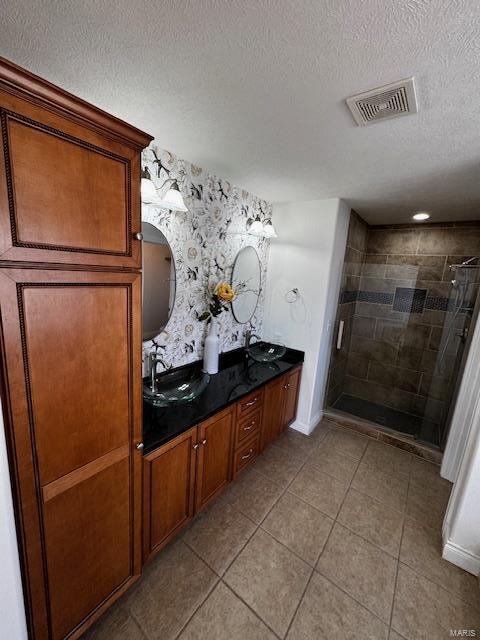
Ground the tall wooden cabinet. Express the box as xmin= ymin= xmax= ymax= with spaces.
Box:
xmin=0 ymin=58 xmax=152 ymax=639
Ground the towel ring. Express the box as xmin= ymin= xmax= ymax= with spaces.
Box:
xmin=285 ymin=288 xmax=300 ymax=303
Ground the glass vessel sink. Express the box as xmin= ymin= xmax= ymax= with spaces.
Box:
xmin=247 ymin=342 xmax=287 ymax=363
xmin=143 ymin=368 xmax=210 ymax=407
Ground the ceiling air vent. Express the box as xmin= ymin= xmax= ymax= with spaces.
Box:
xmin=346 ymin=77 xmax=418 ymax=126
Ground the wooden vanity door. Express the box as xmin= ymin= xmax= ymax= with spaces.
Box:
xmin=0 ymin=267 xmax=142 ymax=640
xmin=143 ymin=427 xmax=198 ymax=563
xmin=282 ymin=367 xmax=302 ymax=430
xmin=0 ymin=88 xmax=143 ymax=269
xmin=261 ymin=376 xmax=285 ymax=450
xmin=195 ymin=407 xmax=234 ymax=512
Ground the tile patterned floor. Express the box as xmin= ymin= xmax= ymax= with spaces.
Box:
xmin=84 ymin=420 xmax=480 ymax=640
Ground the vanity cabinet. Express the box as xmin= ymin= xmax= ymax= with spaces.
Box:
xmin=261 ymin=366 xmax=302 ymax=450
xmin=0 ymin=59 xmax=152 ymax=640
xmin=143 ymin=427 xmax=197 ymax=563
xmin=143 ymin=366 xmax=302 ymax=561
xmin=143 ymin=408 xmax=235 ymax=561
xmin=195 ymin=407 xmax=234 ymax=511
xmin=282 ymin=367 xmax=302 ymax=429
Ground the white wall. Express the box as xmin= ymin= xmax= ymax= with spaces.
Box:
xmin=442 ymin=395 xmax=480 ymax=576
xmin=0 ymin=400 xmax=28 ymax=639
xmin=441 ymin=307 xmax=480 ymax=575
xmin=263 ymin=198 xmax=350 ymax=434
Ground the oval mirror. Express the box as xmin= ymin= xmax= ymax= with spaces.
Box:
xmin=231 ymin=246 xmax=261 ymax=324
xmin=142 ymin=221 xmax=176 ymax=340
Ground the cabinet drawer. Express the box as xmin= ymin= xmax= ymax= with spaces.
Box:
xmin=235 ymin=408 xmax=262 ymax=447
xmin=233 ymin=433 xmax=260 ymax=477
xmin=236 ymin=388 xmax=264 ymax=418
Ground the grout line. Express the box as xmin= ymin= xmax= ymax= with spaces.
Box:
xmin=171 ymin=570 xmax=221 ymax=640
xmin=219 ymin=580 xmax=283 ymax=639
xmin=388 ymin=467 xmax=413 ymax=634
xmin=128 ymin=609 xmax=151 ymax=640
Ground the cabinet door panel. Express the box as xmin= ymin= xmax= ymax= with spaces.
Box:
xmin=282 ymin=368 xmax=301 ymax=429
xmin=23 ymin=284 xmax=130 ymax=484
xmin=0 ymin=268 xmax=142 ymax=639
xmin=43 ymin=453 xmax=131 ymax=640
xmin=0 ymin=92 xmax=143 ymax=268
xmin=195 ymin=408 xmax=234 ymax=512
xmin=144 ymin=427 xmax=197 ymax=561
xmin=262 ymin=376 xmax=285 ymax=450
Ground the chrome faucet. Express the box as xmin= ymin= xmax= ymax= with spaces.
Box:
xmin=245 ymin=327 xmax=261 ymax=350
xmin=149 ymin=352 xmax=168 ymax=392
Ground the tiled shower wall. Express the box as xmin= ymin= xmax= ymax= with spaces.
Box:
xmin=327 ymin=215 xmax=480 ymax=432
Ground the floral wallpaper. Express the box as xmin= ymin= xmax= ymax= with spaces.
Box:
xmin=141 ymin=144 xmax=272 ymax=369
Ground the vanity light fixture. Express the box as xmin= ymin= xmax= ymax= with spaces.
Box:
xmin=141 ymin=166 xmax=162 ymax=204
xmin=412 ymin=212 xmax=430 ymax=221
xmin=159 ymin=178 xmax=188 ymax=212
xmin=246 ymin=215 xmax=278 ymax=238
xmin=248 ymin=216 xmax=265 ymax=236
xmin=263 ymin=219 xmax=278 ymax=238
xmin=140 ymin=167 xmax=188 ymax=212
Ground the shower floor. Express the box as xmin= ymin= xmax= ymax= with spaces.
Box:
xmin=331 ymin=394 xmax=440 ymax=447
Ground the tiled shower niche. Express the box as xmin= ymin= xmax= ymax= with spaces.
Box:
xmin=327 ymin=214 xmax=480 ymax=447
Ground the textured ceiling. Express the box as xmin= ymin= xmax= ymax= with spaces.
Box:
xmin=1 ymin=0 xmax=480 ymax=224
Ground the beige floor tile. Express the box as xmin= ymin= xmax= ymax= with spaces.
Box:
xmin=362 ymin=441 xmax=412 ymax=476
xmin=322 ymin=428 xmax=369 ymax=459
xmin=182 ymin=500 xmax=256 ymax=574
xmin=352 ymin=461 xmax=409 ymax=512
xmin=317 ymin=523 xmax=397 ymax=623
xmin=410 ymin=457 xmax=452 ymax=493
xmin=222 ymin=467 xmax=283 ymax=524
xmin=179 ymin=582 xmax=276 ymax=640
xmin=308 ymin=442 xmax=360 ymax=483
xmin=338 ymin=489 xmax=404 ymax=557
xmin=405 ymin=480 xmax=450 ymax=530
xmin=400 ymin=518 xmax=479 ymax=609
xmin=262 ymin=492 xmax=333 ymax=565
xmin=253 ymin=443 xmax=303 ymax=487
xmin=126 ymin=540 xmax=217 ymax=640
xmin=389 ymin=630 xmax=406 ymax=640
xmin=224 ymin=529 xmax=311 ymax=637
xmin=275 ymin=428 xmax=322 ymax=459
xmin=287 ymin=572 xmax=389 ymax=640
xmin=289 ymin=464 xmax=349 ymax=518
xmin=309 ymin=420 xmax=331 ymax=442
xmin=84 ymin=604 xmax=145 ymax=640
xmin=392 ymin=564 xmax=480 ymax=640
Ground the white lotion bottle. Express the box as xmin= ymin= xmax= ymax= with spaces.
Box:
xmin=203 ymin=317 xmax=219 ymax=374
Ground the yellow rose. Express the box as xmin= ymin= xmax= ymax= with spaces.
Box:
xmin=215 ymin=281 xmax=236 ymax=302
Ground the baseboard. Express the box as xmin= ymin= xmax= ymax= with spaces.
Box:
xmin=442 ymin=540 xmax=480 ymax=576
xmin=290 ymin=410 xmax=324 ymax=436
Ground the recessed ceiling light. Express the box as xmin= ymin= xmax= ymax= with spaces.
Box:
xmin=413 ymin=212 xmax=430 ymax=221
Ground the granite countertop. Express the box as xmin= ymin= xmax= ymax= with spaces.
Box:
xmin=143 ymin=345 xmax=304 ymax=455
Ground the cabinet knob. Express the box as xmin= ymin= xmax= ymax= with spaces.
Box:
xmin=135 ymin=442 xmax=144 ymax=450
xmin=201 ymin=439 xmax=207 ymax=446
xmin=134 ymin=232 xmax=144 ymax=241
xmin=245 ymin=398 xmax=257 ymax=408
xmin=193 ymin=443 xmax=199 ymax=450
xmin=241 ymin=449 xmax=254 ymax=460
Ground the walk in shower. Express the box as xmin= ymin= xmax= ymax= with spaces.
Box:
xmin=325 ymin=213 xmax=480 ymax=448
